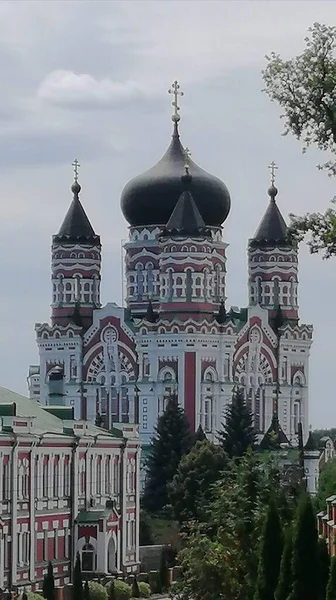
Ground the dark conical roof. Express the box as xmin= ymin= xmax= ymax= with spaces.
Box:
xmin=120 ymin=122 xmax=231 ymax=227
xmin=304 ymin=430 xmax=318 ymax=451
xmin=259 ymin=414 xmax=289 ymax=450
xmin=216 ymin=300 xmax=227 ymax=324
xmin=145 ymin=299 xmax=157 ymax=323
xmin=250 ymin=186 xmax=290 ymax=248
xmin=165 ymin=172 xmax=208 ymax=236
xmin=55 ymin=182 xmax=99 ymax=243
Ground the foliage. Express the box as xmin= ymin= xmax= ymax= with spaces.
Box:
xmin=106 ymin=580 xmax=131 ymax=600
xmin=169 ymin=439 xmax=227 ymax=524
xmin=254 ymin=499 xmax=283 ymax=600
xmin=139 ymin=510 xmax=153 ymax=546
xmin=263 ymin=23 xmax=336 ymax=173
xmin=173 ymin=452 xmax=284 ymax=600
xmin=138 ymin=583 xmax=151 ymax=599
xmin=316 ymin=459 xmax=336 ymax=510
xmin=131 ymin=577 xmax=140 ymax=599
xmin=19 ymin=594 xmax=43 ymax=600
xmin=288 ymin=493 xmax=319 ymax=600
xmin=217 ymin=388 xmax=256 ymax=458
xmin=73 ymin=552 xmax=83 ymax=600
xmin=22 ymin=594 xmax=28 ymax=600
xmin=142 ymin=394 xmax=193 ymax=513
xmin=275 ymin=526 xmax=293 ymax=600
xmin=87 ymin=582 xmax=107 ymax=600
xmin=313 ymin=428 xmax=336 ymax=444
xmin=263 ymin=23 xmax=336 ymax=258
xmin=84 ymin=581 xmax=90 ymax=600
xmin=193 ymin=424 xmax=206 ymax=443
xmin=318 ymin=538 xmax=330 ymax=600
xmin=43 ymin=562 xmax=55 ymax=600
xmin=95 ymin=412 xmax=104 ymax=427
xmin=159 ymin=547 xmax=171 ymax=591
xmin=327 ymin=556 xmax=336 ymax=600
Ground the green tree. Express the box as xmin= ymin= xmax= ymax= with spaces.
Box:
xmin=318 ymin=538 xmax=330 ymax=600
xmin=194 ymin=424 xmax=206 ymax=443
xmin=254 ymin=499 xmax=283 ymax=600
xmin=327 ymin=556 xmax=336 ymax=600
xmin=275 ymin=527 xmax=293 ymax=600
xmin=217 ymin=388 xmax=256 ymax=458
xmin=43 ymin=562 xmax=55 ymax=600
xmin=73 ymin=552 xmax=83 ymax=600
xmin=84 ymin=581 xmax=90 ymax=600
xmin=108 ymin=581 xmax=116 ymax=600
xmin=159 ymin=548 xmax=170 ymax=591
xmin=131 ymin=576 xmax=140 ymax=599
xmin=95 ymin=412 xmax=104 ymax=427
xmin=288 ymin=494 xmax=319 ymax=600
xmin=22 ymin=593 xmax=28 ymax=600
xmin=139 ymin=510 xmax=153 ymax=545
xmin=317 ymin=459 xmax=336 ymax=510
xmin=169 ymin=439 xmax=227 ymax=524
xmin=142 ymin=394 xmax=193 ymax=513
xmin=263 ymin=23 xmax=336 ymax=258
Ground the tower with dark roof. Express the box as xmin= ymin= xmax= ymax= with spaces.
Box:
xmin=51 ymin=179 xmax=101 ymax=330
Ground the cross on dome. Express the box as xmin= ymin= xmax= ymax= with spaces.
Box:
xmin=268 ymin=160 xmax=278 ymax=186
xmin=168 ymin=80 xmax=184 ymax=123
xmin=72 ymin=158 xmax=81 ymax=183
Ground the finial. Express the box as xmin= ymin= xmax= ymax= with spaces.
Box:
xmin=181 ymin=147 xmax=192 ymax=185
xmin=168 ymin=80 xmax=184 ymax=123
xmin=71 ymin=159 xmax=81 ymax=195
xmin=268 ymin=161 xmax=278 ymax=199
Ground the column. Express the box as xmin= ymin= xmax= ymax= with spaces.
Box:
xmin=30 ymin=447 xmax=36 ymax=581
xmin=11 ymin=444 xmax=19 ymax=584
xmin=135 ymin=450 xmax=141 ymax=564
xmin=0 ymin=530 xmax=4 ymax=589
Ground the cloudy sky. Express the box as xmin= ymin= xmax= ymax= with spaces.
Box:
xmin=1 ymin=0 xmax=335 ymax=427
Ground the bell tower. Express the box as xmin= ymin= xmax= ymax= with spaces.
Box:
xmin=51 ymin=161 xmax=101 ymax=331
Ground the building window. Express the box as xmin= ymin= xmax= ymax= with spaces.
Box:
xmin=204 ymin=396 xmax=212 ymax=432
xmin=64 ymin=528 xmax=70 ymax=559
xmin=113 ymin=461 xmax=119 ymax=495
xmin=43 ymin=461 xmax=48 ymax=497
xmin=105 ymin=459 xmax=111 ymax=495
xmin=70 ymin=355 xmax=77 ymax=380
xmin=2 ymin=460 xmax=10 ymax=500
xmin=82 ymin=543 xmax=96 ymax=572
xmin=43 ymin=530 xmax=48 ymax=562
xmin=97 ymin=459 xmax=102 ymax=495
xmin=294 ymin=401 xmax=300 ymax=434
xmin=53 ymin=459 xmax=59 ymax=497
xmin=64 ymin=459 xmax=70 ymax=497
xmin=22 ymin=532 xmax=29 ymax=565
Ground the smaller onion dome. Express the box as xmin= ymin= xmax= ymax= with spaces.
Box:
xmin=120 ymin=122 xmax=231 ymax=227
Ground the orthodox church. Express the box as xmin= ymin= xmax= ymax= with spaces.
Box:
xmin=28 ymin=82 xmax=313 ymax=455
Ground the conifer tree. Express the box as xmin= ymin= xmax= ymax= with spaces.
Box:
xmin=73 ymin=552 xmax=83 ymax=600
xmin=288 ymin=494 xmax=318 ymax=600
xmin=275 ymin=527 xmax=293 ymax=600
xmin=194 ymin=423 xmax=206 ymax=444
xmin=327 ymin=556 xmax=336 ymax=600
xmin=254 ymin=498 xmax=283 ymax=600
xmin=217 ymin=388 xmax=256 ymax=458
xmin=318 ymin=538 xmax=330 ymax=600
xmin=83 ymin=581 xmax=90 ymax=600
xmin=131 ymin=575 xmax=140 ymax=598
xmin=142 ymin=394 xmax=193 ymax=513
xmin=43 ymin=561 xmax=55 ymax=600
xmin=22 ymin=592 xmax=28 ymax=600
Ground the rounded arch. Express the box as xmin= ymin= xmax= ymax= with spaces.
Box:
xmin=203 ymin=366 xmax=218 ymax=382
xmin=186 ymin=326 xmax=195 ymax=333
xmin=293 ymin=371 xmax=305 ymax=386
xmin=140 ymin=327 xmax=148 ymax=335
xmin=158 ymin=367 xmax=176 ymax=382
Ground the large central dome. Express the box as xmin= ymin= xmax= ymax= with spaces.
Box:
xmin=120 ymin=122 xmax=231 ymax=227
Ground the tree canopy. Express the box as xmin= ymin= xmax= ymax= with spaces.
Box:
xmin=254 ymin=499 xmax=283 ymax=600
xmin=217 ymin=388 xmax=256 ymax=458
xmin=288 ymin=494 xmax=319 ymax=600
xmin=316 ymin=458 xmax=336 ymax=510
xmin=169 ymin=439 xmax=227 ymax=524
xmin=142 ymin=394 xmax=193 ymax=513
xmin=263 ymin=22 xmax=336 ymax=258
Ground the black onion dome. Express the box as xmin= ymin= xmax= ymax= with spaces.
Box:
xmin=120 ymin=123 xmax=231 ymax=227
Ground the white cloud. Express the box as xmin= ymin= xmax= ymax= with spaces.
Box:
xmin=37 ymin=70 xmax=146 ymax=109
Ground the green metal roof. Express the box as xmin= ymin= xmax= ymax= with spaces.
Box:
xmin=76 ymin=509 xmax=112 ymax=523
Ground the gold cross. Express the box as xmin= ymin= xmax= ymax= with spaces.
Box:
xmin=72 ymin=159 xmax=81 ymax=183
xmin=268 ymin=160 xmax=278 ymax=186
xmin=168 ymin=80 xmax=184 ymax=122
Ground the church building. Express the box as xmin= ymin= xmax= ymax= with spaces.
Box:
xmin=28 ymin=81 xmax=313 ymax=455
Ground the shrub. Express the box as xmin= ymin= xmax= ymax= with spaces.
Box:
xmin=138 ymin=582 xmax=151 ymax=598
xmin=19 ymin=594 xmax=43 ymax=600
xmin=131 ymin=577 xmax=140 ymax=599
xmin=106 ymin=580 xmax=131 ymax=600
xmin=88 ymin=582 xmax=108 ymax=600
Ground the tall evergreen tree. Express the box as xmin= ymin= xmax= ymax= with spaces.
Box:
xmin=73 ymin=552 xmax=83 ymax=600
xmin=43 ymin=561 xmax=55 ymax=600
xmin=254 ymin=498 xmax=283 ymax=600
xmin=275 ymin=527 xmax=293 ymax=600
xmin=288 ymin=494 xmax=318 ymax=600
xmin=217 ymin=388 xmax=256 ymax=458
xmin=327 ymin=556 xmax=336 ymax=600
xmin=83 ymin=581 xmax=90 ymax=600
xmin=318 ymin=538 xmax=330 ymax=600
xmin=194 ymin=424 xmax=206 ymax=444
xmin=142 ymin=394 xmax=193 ymax=513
